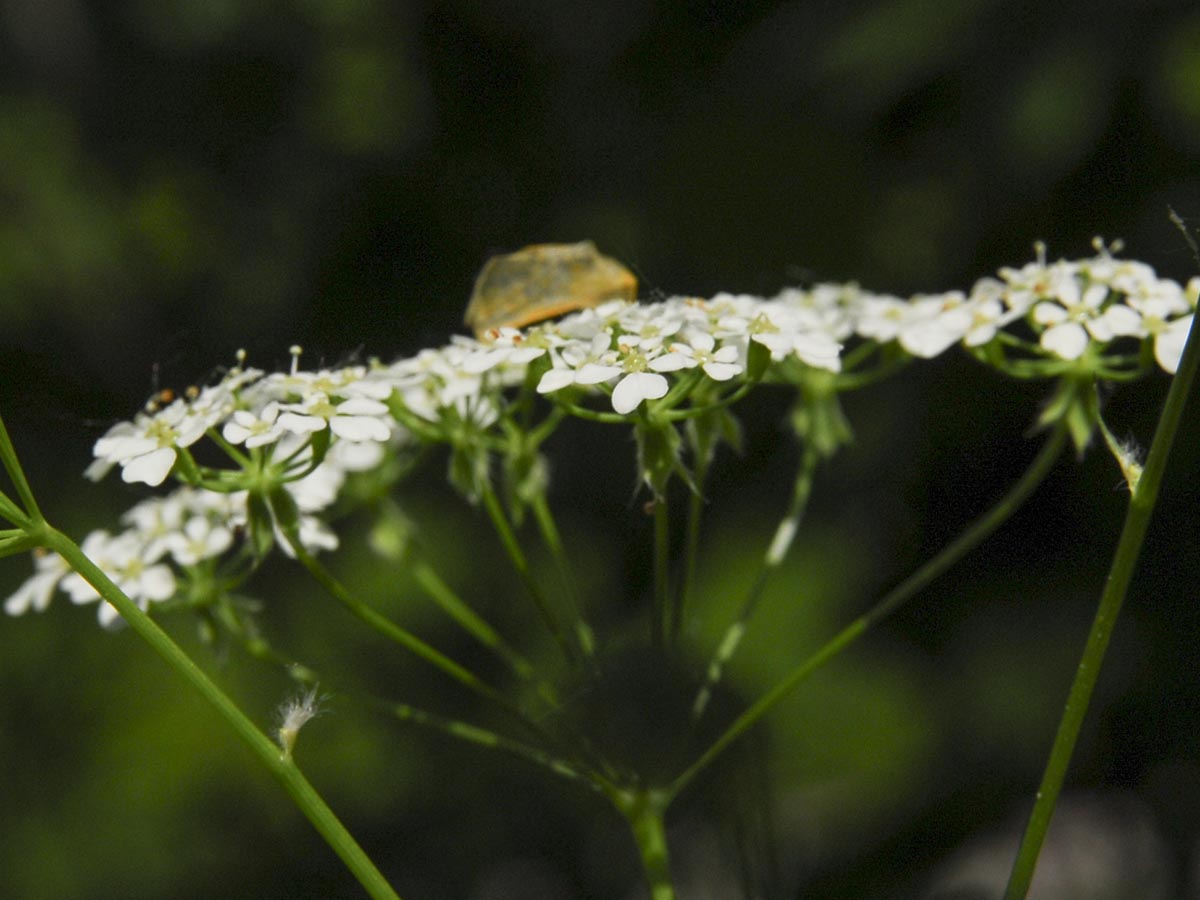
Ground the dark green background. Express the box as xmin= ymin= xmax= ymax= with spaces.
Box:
xmin=2 ymin=2 xmax=1198 ymax=898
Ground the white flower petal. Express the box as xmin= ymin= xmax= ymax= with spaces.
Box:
xmin=575 ymin=363 xmax=622 ymax=385
xmin=1033 ymin=302 xmax=1068 ymax=325
xmin=277 ymin=412 xmax=327 ymax=435
xmin=4 ymin=568 xmax=62 ymax=615
xmin=337 ymin=397 xmax=389 ymax=417
xmin=329 ymin=415 xmax=391 ymax=442
xmin=1040 ymin=322 xmax=1089 ymax=360
xmin=702 ymin=361 xmax=742 ymax=381
xmin=122 ymin=447 xmax=178 ymax=486
xmin=1155 ymin=314 xmax=1193 ymax=374
xmin=611 ymin=372 xmax=668 ymax=414
xmin=899 ymin=324 xmax=961 ymax=359
xmin=1102 ymin=304 xmax=1144 ymax=337
xmin=537 ymin=369 xmax=577 ymax=394
xmin=140 ymin=565 xmax=177 ymax=601
xmin=649 ymin=352 xmax=693 ymax=373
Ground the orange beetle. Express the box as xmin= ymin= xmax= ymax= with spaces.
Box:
xmin=464 ymin=241 xmax=637 ymax=337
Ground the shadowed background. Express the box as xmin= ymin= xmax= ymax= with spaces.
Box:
xmin=1 ymin=1 xmax=1199 ymax=898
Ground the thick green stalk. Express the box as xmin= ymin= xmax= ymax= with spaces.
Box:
xmin=40 ymin=526 xmax=402 ymax=900
xmin=669 ymin=426 xmax=1068 ymax=799
xmin=616 ymin=790 xmax=676 ymax=900
xmin=1004 ymin=317 xmax=1200 ymax=899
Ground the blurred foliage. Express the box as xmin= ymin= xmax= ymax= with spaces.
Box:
xmin=2 ymin=1 xmax=1199 ymax=898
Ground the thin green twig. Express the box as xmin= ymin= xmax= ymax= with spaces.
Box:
xmin=653 ymin=497 xmax=671 ymax=649
xmin=411 ymin=559 xmax=538 ymax=682
xmin=276 ymin=517 xmax=552 ymax=743
xmin=691 ymin=442 xmax=820 ymax=721
xmin=225 ymin=621 xmax=611 ymax=795
xmin=677 ymin=458 xmax=709 ymax=643
xmin=480 ymin=481 xmax=580 ymax=665
xmin=668 ymin=425 xmax=1068 ymax=799
xmin=0 ymin=414 xmax=41 ymax=522
xmin=530 ymin=492 xmax=595 ymax=660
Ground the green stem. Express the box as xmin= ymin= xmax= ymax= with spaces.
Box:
xmin=660 ymin=381 xmax=756 ymax=422
xmin=615 ymin=790 xmax=676 ymax=900
xmin=530 ymin=492 xmax=594 ymax=659
xmin=677 ymin=459 xmax=709 ymax=644
xmin=40 ymin=526 xmax=401 ymax=900
xmin=550 ymin=397 xmax=630 ymax=424
xmin=653 ymin=497 xmax=670 ymax=650
xmin=411 ymin=559 xmax=537 ymax=682
xmin=691 ymin=443 xmax=819 ymax=721
xmin=480 ymin=482 xmax=579 ymax=665
xmin=383 ymin=701 xmax=613 ymax=794
xmin=0 ymin=413 xmax=41 ymax=522
xmin=669 ymin=426 xmax=1068 ymax=799
xmin=227 ymin=624 xmax=607 ymax=794
xmin=1004 ymin=317 xmax=1200 ymax=899
xmin=0 ymin=491 xmax=30 ymax=529
xmin=279 ymin=524 xmax=543 ymax=737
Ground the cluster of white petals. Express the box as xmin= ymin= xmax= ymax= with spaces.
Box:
xmin=5 ymin=488 xmax=235 ymax=625
xmin=5 ymin=245 xmax=1195 ymax=624
xmin=997 ymin=253 xmax=1197 ymax=372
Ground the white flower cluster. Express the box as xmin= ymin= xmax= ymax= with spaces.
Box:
xmin=5 ymin=246 xmax=1195 ymax=625
xmin=995 ymin=252 xmax=1196 ymax=372
xmin=5 ymin=488 xmax=234 ymax=625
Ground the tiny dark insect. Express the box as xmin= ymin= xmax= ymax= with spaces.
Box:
xmin=464 ymin=241 xmax=637 ymax=337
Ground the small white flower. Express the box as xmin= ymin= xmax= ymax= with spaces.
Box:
xmin=855 ymin=295 xmax=909 ymax=343
xmin=164 ymin=516 xmax=234 ymax=567
xmin=60 ymin=530 xmax=176 ymax=626
xmin=276 ymin=393 xmax=392 ymax=443
xmin=387 ymin=346 xmax=490 ymax=422
xmin=86 ymin=397 xmax=220 ymax=487
xmin=615 ymin=305 xmax=684 ymax=351
xmin=962 ymin=278 xmax=1025 ymax=347
xmin=775 ymin=285 xmax=857 ymax=341
xmin=457 ymin=328 xmax=548 ymax=374
xmin=611 ymin=371 xmax=669 ymax=414
xmin=4 ymin=550 xmax=70 ymax=616
xmin=650 ymin=332 xmax=744 ymax=382
xmin=897 ymin=293 xmax=972 ymax=359
xmin=275 ymin=514 xmax=340 ymax=557
xmin=120 ymin=492 xmax=188 ymax=563
xmin=222 ymin=401 xmax=288 ymax=448
xmin=536 ymin=333 xmax=619 ymax=394
xmin=286 ymin=461 xmax=347 ymax=514
xmin=1114 ymin=281 xmax=1197 ymax=374
xmin=747 ymin=312 xmax=842 ymax=371
xmin=1031 ymin=279 xmax=1111 ymax=360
